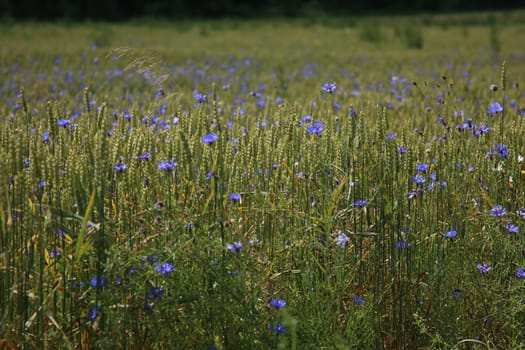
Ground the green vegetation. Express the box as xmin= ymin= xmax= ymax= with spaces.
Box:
xmin=1 ymin=13 xmax=525 ymax=349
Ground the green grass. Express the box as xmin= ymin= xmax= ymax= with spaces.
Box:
xmin=1 ymin=12 xmax=525 ymax=349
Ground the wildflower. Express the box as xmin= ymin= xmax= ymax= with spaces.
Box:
xmin=269 ymin=298 xmax=286 ymax=309
xmin=517 ymin=208 xmax=525 ymax=218
xmin=490 ymin=204 xmax=507 ymax=217
xmin=397 ymin=146 xmax=407 ymax=153
xmin=353 ymin=296 xmax=365 ymax=305
xmin=306 ymin=121 xmax=325 ymax=135
xmin=155 ymin=262 xmax=174 ymax=275
xmin=452 ymin=289 xmax=462 ymax=298
xmin=352 ymin=199 xmax=369 ymax=207
xmin=193 ymin=90 xmax=207 ymax=103
xmin=386 ymin=132 xmax=397 ymax=140
xmin=201 ymin=132 xmax=218 ymax=145
xmin=492 ymin=144 xmax=508 ymax=158
xmin=158 ymin=158 xmax=177 ymax=171
xmin=137 ymin=151 xmax=151 ymax=160
xmin=143 ymin=301 xmax=154 ymax=314
xmin=415 ymin=163 xmax=429 ymax=173
xmin=506 ymin=223 xmax=519 ymax=234
xmin=226 ymin=241 xmax=242 ymax=254
xmin=321 ymin=82 xmax=337 ymax=94
xmin=444 ymin=229 xmax=457 ymax=238
xmin=90 ymin=275 xmax=107 ymax=289
xmin=57 ymin=119 xmax=71 ymax=127
xmin=335 ymin=232 xmax=349 ymax=248
xmin=148 ymin=287 xmax=165 ymax=300
xmin=42 ymin=131 xmax=49 ymax=143
xmin=516 ymin=268 xmax=525 ymax=279
xmin=476 ymin=262 xmax=492 ymax=274
xmin=269 ymin=323 xmax=286 ymax=334
xmin=487 ymin=102 xmax=503 ymax=115
xmin=113 ymin=162 xmax=127 ymax=172
xmin=411 ymin=174 xmax=426 ymax=184
xmin=89 ymin=305 xmax=101 ymax=320
xmin=229 ymin=193 xmax=241 ymax=201
xmin=396 ymin=241 xmax=411 ymax=249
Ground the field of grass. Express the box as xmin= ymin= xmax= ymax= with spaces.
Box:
xmin=1 ymin=11 xmax=525 ymax=349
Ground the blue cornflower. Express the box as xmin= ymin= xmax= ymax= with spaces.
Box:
xmin=444 ymin=229 xmax=457 ymax=238
xmin=353 ymin=296 xmax=365 ymax=305
xmin=226 ymin=241 xmax=242 ymax=254
xmin=90 ymin=275 xmax=107 ymax=289
xmin=143 ymin=301 xmax=154 ymax=314
xmin=155 ymin=262 xmax=174 ymax=275
xmin=306 ymin=121 xmax=325 ymax=135
xmin=229 ymin=193 xmax=241 ymax=201
xmin=396 ymin=241 xmax=411 ymax=249
xmin=113 ymin=162 xmax=127 ymax=172
xmin=487 ymin=102 xmax=503 ymax=115
xmin=411 ymin=174 xmax=426 ymax=184
xmin=89 ymin=305 xmax=101 ymax=320
xmin=477 ymin=262 xmax=492 ymax=274
xmin=517 ymin=208 xmax=525 ymax=219
xmin=43 ymin=131 xmax=49 ymax=143
xmin=452 ymin=289 xmax=462 ymax=298
xmin=202 ymin=132 xmax=218 ymax=144
xmin=137 ymin=151 xmax=151 ymax=160
xmin=57 ymin=119 xmax=71 ymax=127
xmin=517 ymin=268 xmax=525 ymax=279
xmin=269 ymin=323 xmax=286 ymax=334
xmin=335 ymin=232 xmax=349 ymax=248
xmin=506 ymin=223 xmax=519 ymax=234
xmin=158 ymin=158 xmax=177 ymax=171
xmin=491 ymin=204 xmax=507 ymax=217
xmin=148 ymin=287 xmax=165 ymax=300
xmin=386 ymin=132 xmax=397 ymax=140
xmin=492 ymin=144 xmax=508 ymax=158
xmin=193 ymin=90 xmax=207 ymax=103
xmin=415 ymin=163 xmax=429 ymax=173
xmin=321 ymin=82 xmax=337 ymax=94
xmin=269 ymin=298 xmax=286 ymax=309
xmin=352 ymin=199 xmax=369 ymax=207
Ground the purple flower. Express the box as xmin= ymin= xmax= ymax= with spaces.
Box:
xmin=352 ymin=199 xmax=369 ymax=207
xmin=517 ymin=208 xmax=525 ymax=218
xmin=269 ymin=323 xmax=286 ymax=334
xmin=201 ymin=132 xmax=218 ymax=144
xmin=113 ymin=162 xmax=127 ymax=172
xmin=396 ymin=241 xmax=411 ymax=249
xmin=158 ymin=158 xmax=177 ymax=171
xmin=476 ymin=262 xmax=492 ymax=274
xmin=335 ymin=232 xmax=349 ymax=248
xmin=487 ymin=102 xmax=503 ymax=115
xmin=43 ymin=131 xmax=49 ymax=143
xmin=492 ymin=144 xmax=508 ymax=158
xmin=386 ymin=132 xmax=397 ymax=140
xmin=411 ymin=174 xmax=426 ymax=184
xmin=155 ymin=262 xmax=174 ymax=275
xmin=444 ymin=229 xmax=457 ymax=238
xmin=397 ymin=146 xmax=407 ymax=153
xmin=306 ymin=121 xmax=325 ymax=135
xmin=269 ymin=298 xmax=286 ymax=309
xmin=229 ymin=193 xmax=241 ymax=201
xmin=148 ymin=287 xmax=165 ymax=300
xmin=491 ymin=204 xmax=507 ymax=217
xmin=506 ymin=223 xmax=519 ymax=233
xmin=321 ymin=82 xmax=337 ymax=94
xmin=57 ymin=119 xmax=71 ymax=127
xmin=90 ymin=275 xmax=107 ymax=289
xmin=143 ymin=301 xmax=154 ymax=314
xmin=517 ymin=268 xmax=525 ymax=279
xmin=353 ymin=296 xmax=365 ymax=305
xmin=193 ymin=90 xmax=207 ymax=103
xmin=89 ymin=305 xmax=101 ymax=320
xmin=226 ymin=241 xmax=242 ymax=254
xmin=137 ymin=151 xmax=151 ymax=160
xmin=415 ymin=163 xmax=429 ymax=173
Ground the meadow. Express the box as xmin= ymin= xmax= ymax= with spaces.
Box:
xmin=1 ymin=11 xmax=525 ymax=349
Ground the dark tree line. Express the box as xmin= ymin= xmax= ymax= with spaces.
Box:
xmin=0 ymin=0 xmax=523 ymax=21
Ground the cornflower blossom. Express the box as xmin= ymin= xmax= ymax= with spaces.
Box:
xmin=229 ymin=193 xmax=241 ymax=201
xmin=352 ymin=199 xmax=369 ymax=207
xmin=155 ymin=262 xmax=174 ymax=275
xmin=113 ymin=162 xmax=127 ymax=172
xmin=226 ymin=241 xmax=242 ymax=254
xmin=415 ymin=163 xmax=429 ymax=173
xmin=492 ymin=143 xmax=508 ymax=158
xmin=193 ymin=90 xmax=207 ymax=103
xmin=490 ymin=204 xmax=507 ymax=217
xmin=396 ymin=241 xmax=411 ymax=249
xmin=201 ymin=132 xmax=218 ymax=144
xmin=477 ymin=262 xmax=492 ymax=274
xmin=158 ymin=159 xmax=177 ymax=171
xmin=411 ymin=174 xmax=426 ymax=184
xmin=335 ymin=232 xmax=349 ymax=248
xmin=444 ymin=229 xmax=457 ymax=238
xmin=306 ymin=121 xmax=325 ymax=135
xmin=517 ymin=268 xmax=525 ymax=279
xmin=57 ymin=119 xmax=71 ymax=127
xmin=321 ymin=82 xmax=337 ymax=94
xmin=353 ymin=296 xmax=365 ymax=305
xmin=487 ymin=102 xmax=503 ymax=115
xmin=90 ymin=275 xmax=107 ymax=289
xmin=269 ymin=323 xmax=286 ymax=334
xmin=517 ymin=208 xmax=525 ymax=219
xmin=137 ymin=151 xmax=151 ymax=160
xmin=269 ymin=298 xmax=286 ymax=309
xmin=89 ymin=305 xmax=101 ymax=320
xmin=506 ymin=223 xmax=519 ymax=234
xmin=148 ymin=287 xmax=165 ymax=300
